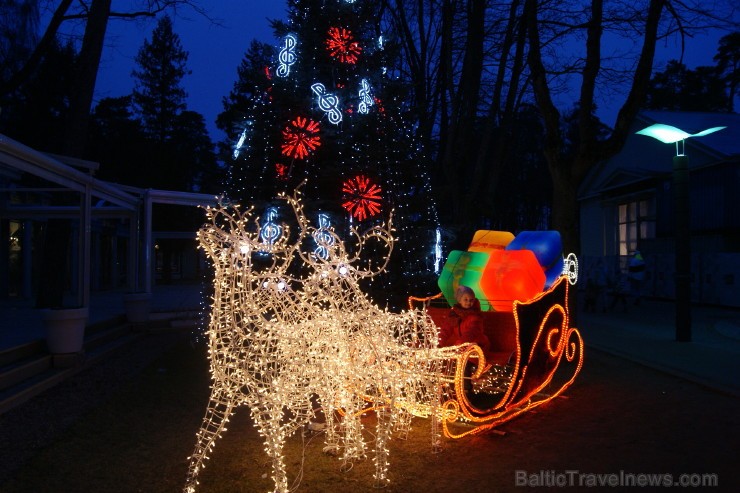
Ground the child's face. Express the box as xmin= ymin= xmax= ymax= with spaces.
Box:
xmin=458 ymin=293 xmax=476 ymax=309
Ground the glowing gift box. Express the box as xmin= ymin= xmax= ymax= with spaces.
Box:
xmin=544 ymin=256 xmax=565 ymax=288
xmin=505 ymin=230 xmax=564 ymax=288
xmin=468 ymin=230 xmax=515 ymax=253
xmin=480 ymin=249 xmax=546 ymax=311
xmin=438 ymin=250 xmax=492 ymax=311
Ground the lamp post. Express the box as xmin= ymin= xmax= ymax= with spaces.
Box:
xmin=636 ymin=123 xmax=726 ymax=342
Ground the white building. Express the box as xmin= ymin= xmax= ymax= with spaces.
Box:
xmin=578 ymin=110 xmax=740 ymax=307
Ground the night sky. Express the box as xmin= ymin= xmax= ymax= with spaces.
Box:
xmin=85 ymin=1 xmax=730 ymax=144
xmin=90 ymin=1 xmax=285 ymax=141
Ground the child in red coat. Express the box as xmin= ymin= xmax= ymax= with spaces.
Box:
xmin=439 ymin=285 xmax=491 ymax=360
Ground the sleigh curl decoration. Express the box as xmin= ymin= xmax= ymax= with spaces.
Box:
xmin=184 ymin=184 xmax=584 ymax=493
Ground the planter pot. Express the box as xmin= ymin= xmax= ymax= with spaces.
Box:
xmin=42 ymin=307 xmax=88 ymax=354
xmin=124 ymin=293 xmax=151 ymax=324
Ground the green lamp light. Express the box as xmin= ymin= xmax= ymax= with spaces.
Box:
xmin=636 ymin=123 xmax=726 ymax=155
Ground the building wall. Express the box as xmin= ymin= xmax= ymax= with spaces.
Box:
xmin=579 ymin=196 xmax=604 ymax=257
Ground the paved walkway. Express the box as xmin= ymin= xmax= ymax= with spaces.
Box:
xmin=577 ymin=297 xmax=740 ymax=396
xmin=2 ymin=284 xmax=739 ymax=395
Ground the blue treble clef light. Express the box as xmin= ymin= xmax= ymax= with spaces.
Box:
xmin=259 ymin=207 xmax=283 ymax=252
xmin=276 ymin=34 xmax=297 ymax=77
xmin=312 ymin=213 xmax=334 ymax=260
xmin=358 ymin=78 xmax=373 ymax=114
xmin=311 ymin=82 xmax=343 ymax=124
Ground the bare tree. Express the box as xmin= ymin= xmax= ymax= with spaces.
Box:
xmin=384 ymin=0 xmax=535 ymax=242
xmin=386 ymin=0 xmax=735 ymax=253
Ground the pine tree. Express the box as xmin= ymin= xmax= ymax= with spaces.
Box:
xmin=218 ymin=0 xmax=441 ymax=308
xmin=714 ymin=32 xmax=739 ymax=113
xmin=127 ymin=14 xmax=216 ymax=193
xmin=132 ymin=15 xmax=189 ymax=143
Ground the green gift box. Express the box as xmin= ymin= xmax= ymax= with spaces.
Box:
xmin=437 ymin=250 xmax=491 ymax=311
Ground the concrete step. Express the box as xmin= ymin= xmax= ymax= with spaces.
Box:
xmin=0 ymin=321 xmax=139 ymax=415
xmin=0 ymin=363 xmax=76 ymax=414
xmin=0 ymin=352 xmax=52 ymax=392
xmin=0 ymin=309 xmax=201 ymax=415
xmin=0 ymin=339 xmax=46 ymax=367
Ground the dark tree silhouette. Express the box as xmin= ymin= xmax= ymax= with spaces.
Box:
xmin=126 ymin=14 xmax=219 ymax=193
xmin=646 ymin=60 xmax=730 ymax=111
xmin=714 ymin=31 xmax=739 ymax=112
xmin=132 ymin=15 xmax=190 ymax=143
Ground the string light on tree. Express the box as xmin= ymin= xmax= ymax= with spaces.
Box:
xmin=281 ymin=116 xmax=321 ymax=159
xmin=342 ymin=175 xmax=382 ymax=221
xmin=325 ymin=26 xmax=362 ymax=64
xmin=434 ymin=227 xmax=443 ymax=274
xmin=219 ymin=0 xmax=442 ymax=308
xmin=233 ymin=127 xmax=248 ymax=159
xmin=358 ymin=78 xmax=374 ymax=114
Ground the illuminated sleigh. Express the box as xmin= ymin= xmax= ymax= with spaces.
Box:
xmin=409 ymin=274 xmax=584 ymax=438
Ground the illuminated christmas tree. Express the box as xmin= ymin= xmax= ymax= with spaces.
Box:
xmin=217 ymin=0 xmax=440 ymax=307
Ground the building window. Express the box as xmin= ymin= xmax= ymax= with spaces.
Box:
xmin=617 ymin=198 xmax=655 ymax=256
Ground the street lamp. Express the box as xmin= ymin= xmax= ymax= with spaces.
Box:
xmin=636 ymin=123 xmax=726 ymax=342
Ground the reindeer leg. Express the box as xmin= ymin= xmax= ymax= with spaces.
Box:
xmin=337 ymin=393 xmax=367 ymax=471
xmin=184 ymin=387 xmax=236 ymax=492
xmin=373 ymin=404 xmax=392 ymax=488
xmin=250 ymin=403 xmax=292 ymax=493
xmin=321 ymin=398 xmax=340 ymax=455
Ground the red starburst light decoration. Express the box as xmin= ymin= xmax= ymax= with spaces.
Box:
xmin=281 ymin=116 xmax=321 ymax=160
xmin=275 ymin=163 xmax=288 ymax=180
xmin=342 ymin=175 xmax=382 ymax=221
xmin=326 ymin=27 xmax=362 ymax=64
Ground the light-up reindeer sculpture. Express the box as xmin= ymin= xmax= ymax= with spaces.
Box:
xmin=184 ymin=186 xmax=461 ymax=493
